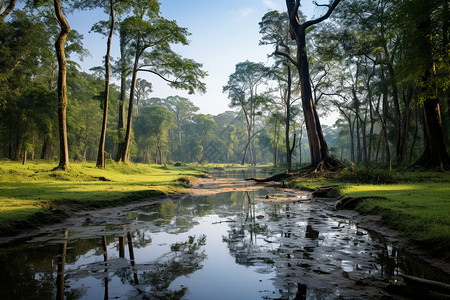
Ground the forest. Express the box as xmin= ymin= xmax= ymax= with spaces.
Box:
xmin=0 ymin=0 xmax=449 ymax=172
xmin=1 ymin=0 xmax=450 ymax=299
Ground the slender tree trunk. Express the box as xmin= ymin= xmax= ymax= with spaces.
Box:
xmin=115 ymin=32 xmax=128 ymax=161
xmin=117 ymin=50 xmax=139 ymax=163
xmin=410 ymin=101 xmax=419 ymax=164
xmin=285 ymin=65 xmax=293 ymax=170
xmin=97 ymin=0 xmax=115 ymax=169
xmin=273 ymin=120 xmax=278 ymax=167
xmin=14 ymin=131 xmax=21 ymax=161
xmin=379 ymin=64 xmax=391 ymax=170
xmin=54 ymin=0 xmax=70 ymax=170
xmin=22 ymin=149 xmax=27 ymax=165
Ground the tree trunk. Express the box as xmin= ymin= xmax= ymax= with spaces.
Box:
xmin=14 ymin=131 xmax=21 ymax=161
xmin=115 ymin=31 xmax=128 ymax=162
xmin=415 ymin=96 xmax=450 ymax=170
xmin=117 ymin=57 xmax=139 ymax=163
xmin=241 ymin=127 xmax=251 ymax=165
xmin=286 ymin=0 xmax=344 ymax=171
xmin=413 ymin=9 xmax=450 ymax=171
xmin=97 ymin=0 xmax=115 ymax=169
xmin=22 ymin=149 xmax=27 ymax=165
xmin=274 ymin=121 xmax=279 ymax=167
xmin=285 ymin=65 xmax=293 ymax=170
xmin=54 ymin=0 xmax=70 ymax=170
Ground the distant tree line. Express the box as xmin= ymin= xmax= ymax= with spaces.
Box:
xmin=0 ymin=0 xmax=448 ymax=170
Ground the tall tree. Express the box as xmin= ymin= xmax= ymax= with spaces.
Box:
xmin=163 ymin=95 xmax=199 ymax=162
xmin=281 ymin=0 xmax=344 ymax=170
xmin=402 ymin=0 xmax=450 ymax=170
xmin=134 ymin=105 xmax=173 ymax=164
xmin=53 ymin=0 xmax=70 ymax=169
xmin=115 ymin=5 xmax=206 ymax=162
xmin=259 ymin=10 xmax=300 ymax=170
xmin=223 ymin=61 xmax=270 ymax=165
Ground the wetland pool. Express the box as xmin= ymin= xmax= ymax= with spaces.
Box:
xmin=0 ymin=170 xmax=449 ymax=299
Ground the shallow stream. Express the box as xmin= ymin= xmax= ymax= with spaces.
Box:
xmin=1 ymin=170 xmax=449 ymax=299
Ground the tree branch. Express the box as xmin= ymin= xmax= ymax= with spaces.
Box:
xmin=302 ymin=0 xmax=341 ymax=29
xmin=138 ymin=68 xmax=178 ymax=84
xmin=275 ymin=47 xmax=298 ymax=67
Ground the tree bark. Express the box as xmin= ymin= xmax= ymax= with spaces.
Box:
xmin=54 ymin=0 xmax=70 ymax=170
xmin=97 ymin=0 xmax=115 ymax=169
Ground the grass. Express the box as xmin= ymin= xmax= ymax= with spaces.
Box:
xmin=0 ymin=160 xmax=207 ymax=235
xmin=286 ymin=168 xmax=450 ymax=259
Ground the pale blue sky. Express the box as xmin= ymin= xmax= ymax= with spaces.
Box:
xmin=57 ymin=1 xmax=333 ymax=118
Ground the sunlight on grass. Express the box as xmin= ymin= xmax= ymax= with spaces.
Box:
xmin=0 ymin=160 xmax=207 ymax=234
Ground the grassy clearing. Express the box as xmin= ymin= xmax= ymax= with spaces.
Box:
xmin=286 ymin=169 xmax=450 ymax=258
xmin=0 ymin=160 xmax=207 ymax=235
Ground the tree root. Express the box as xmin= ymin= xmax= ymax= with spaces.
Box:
xmin=334 ymin=196 xmax=386 ymax=210
xmin=246 ymin=156 xmax=345 ymax=183
xmin=311 ymin=185 xmax=339 ymax=197
xmin=245 ymin=172 xmax=294 ymax=182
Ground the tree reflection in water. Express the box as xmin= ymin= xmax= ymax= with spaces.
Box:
xmin=222 ymin=191 xmax=331 ymax=299
xmin=115 ymin=233 xmax=207 ymax=299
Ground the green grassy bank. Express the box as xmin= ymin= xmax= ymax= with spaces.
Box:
xmin=0 ymin=160 xmax=207 ymax=236
xmin=286 ymin=168 xmax=450 ymax=259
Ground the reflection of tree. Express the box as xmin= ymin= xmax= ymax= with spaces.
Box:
xmin=0 ymin=230 xmax=87 ymax=300
xmin=223 ymin=191 xmax=271 ymax=266
xmin=222 ymin=194 xmax=323 ymax=298
xmin=115 ymin=235 xmax=207 ymax=299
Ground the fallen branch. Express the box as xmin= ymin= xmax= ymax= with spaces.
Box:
xmin=245 ymin=172 xmax=294 ymax=182
xmin=401 ymin=275 xmax=450 ymax=294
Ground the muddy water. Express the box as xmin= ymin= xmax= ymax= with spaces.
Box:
xmin=0 ymin=170 xmax=449 ymax=299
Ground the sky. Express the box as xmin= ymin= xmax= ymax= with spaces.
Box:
xmin=59 ymin=0 xmax=336 ymax=123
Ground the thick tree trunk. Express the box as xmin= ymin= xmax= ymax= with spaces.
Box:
xmin=97 ymin=0 xmax=115 ymax=169
xmin=415 ymin=96 xmax=450 ymax=170
xmin=286 ymin=0 xmax=344 ymax=171
xmin=54 ymin=0 xmax=70 ymax=170
xmin=413 ymin=9 xmax=450 ymax=171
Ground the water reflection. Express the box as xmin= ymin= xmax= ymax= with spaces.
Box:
xmin=0 ymin=173 xmax=449 ymax=299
